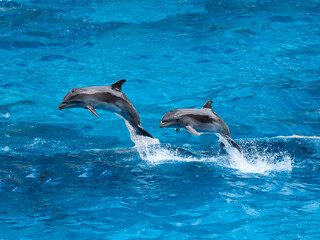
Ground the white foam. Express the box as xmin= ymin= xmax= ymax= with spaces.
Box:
xmin=222 ymin=147 xmax=292 ymax=174
xmin=0 ymin=112 xmax=10 ymax=119
xmin=125 ymin=120 xmax=160 ymax=148
xmin=124 ymin=121 xmax=292 ymax=174
xmin=0 ymin=146 xmax=10 ymax=152
xmin=78 ymin=173 xmax=90 ymax=178
xmin=137 ymin=144 xmax=207 ymax=163
xmin=26 ymin=166 xmax=39 ymax=178
xmin=276 ymin=134 xmax=320 ymax=139
xmin=125 ymin=120 xmax=202 ymax=162
xmin=218 ymin=136 xmax=292 ymax=174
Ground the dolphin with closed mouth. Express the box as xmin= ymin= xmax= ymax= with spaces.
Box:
xmin=58 ymin=79 xmax=153 ymax=138
xmin=159 ymin=100 xmax=241 ymax=152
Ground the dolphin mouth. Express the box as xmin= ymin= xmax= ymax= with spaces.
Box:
xmin=159 ymin=121 xmax=171 ymax=128
xmin=58 ymin=103 xmax=68 ymax=110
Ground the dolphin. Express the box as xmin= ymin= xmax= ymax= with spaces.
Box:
xmin=58 ymin=79 xmax=153 ymax=138
xmin=159 ymin=100 xmax=241 ymax=152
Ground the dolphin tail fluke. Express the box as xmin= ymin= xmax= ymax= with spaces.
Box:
xmin=220 ymin=137 xmax=242 ymax=153
xmin=228 ymin=138 xmax=242 ymax=153
xmin=136 ymin=126 xmax=154 ymax=138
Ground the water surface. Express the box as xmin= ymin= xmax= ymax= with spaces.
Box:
xmin=0 ymin=0 xmax=320 ymax=239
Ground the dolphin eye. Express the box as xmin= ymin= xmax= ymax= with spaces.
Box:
xmin=175 ymin=118 xmax=179 ymax=122
xmin=71 ymin=90 xmax=75 ymax=93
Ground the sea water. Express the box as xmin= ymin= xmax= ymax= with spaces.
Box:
xmin=0 ymin=0 xmax=319 ymax=239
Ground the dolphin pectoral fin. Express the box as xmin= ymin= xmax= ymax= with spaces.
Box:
xmin=221 ymin=136 xmax=242 ymax=153
xmin=175 ymin=128 xmax=180 ymax=133
xmin=87 ymin=106 xmax=99 ymax=117
xmin=186 ymin=126 xmax=201 ymax=136
xmin=114 ymin=112 xmax=125 ymax=120
xmin=228 ymin=138 xmax=242 ymax=153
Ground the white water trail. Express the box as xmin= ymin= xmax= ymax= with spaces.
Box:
xmin=125 ymin=121 xmax=201 ymax=162
xmin=218 ymin=136 xmax=292 ymax=174
xmin=125 ymin=121 xmax=292 ymax=174
xmin=276 ymin=134 xmax=320 ymax=139
xmin=125 ymin=121 xmax=160 ymax=158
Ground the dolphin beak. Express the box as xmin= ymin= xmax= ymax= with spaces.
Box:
xmin=159 ymin=122 xmax=169 ymax=128
xmin=57 ymin=103 xmax=68 ymax=110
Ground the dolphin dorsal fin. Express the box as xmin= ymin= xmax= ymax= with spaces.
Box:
xmin=202 ymin=100 xmax=212 ymax=109
xmin=111 ymin=79 xmax=126 ymax=91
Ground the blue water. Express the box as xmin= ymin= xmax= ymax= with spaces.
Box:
xmin=1 ymin=0 xmax=320 ymax=239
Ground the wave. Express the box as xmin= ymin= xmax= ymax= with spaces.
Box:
xmin=276 ymin=134 xmax=320 ymax=139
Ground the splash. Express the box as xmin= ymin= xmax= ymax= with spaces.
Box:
xmin=125 ymin=120 xmax=203 ymax=162
xmin=218 ymin=137 xmax=292 ymax=174
xmin=0 ymin=112 xmax=10 ymax=119
xmin=126 ymin=120 xmax=204 ymax=163
xmin=124 ymin=121 xmax=160 ymax=146
xmin=125 ymin=121 xmax=292 ymax=174
xmin=136 ymin=144 xmax=206 ymax=163
xmin=0 ymin=146 xmax=11 ymax=152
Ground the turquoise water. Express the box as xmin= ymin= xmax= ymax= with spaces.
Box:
xmin=1 ymin=0 xmax=320 ymax=239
